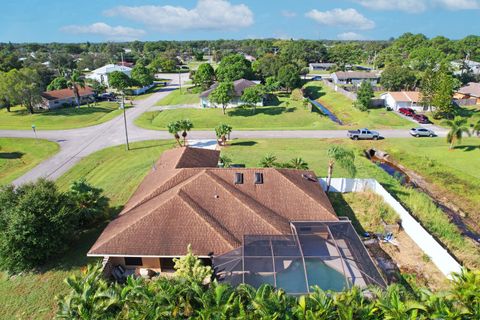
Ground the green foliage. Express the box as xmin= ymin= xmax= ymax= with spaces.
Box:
xmin=149 ymin=54 xmax=178 ymax=72
xmin=47 ymin=77 xmax=68 ymax=91
xmin=178 ymin=119 xmax=194 ymax=145
xmin=216 ymin=54 xmax=253 ymax=81
xmin=67 ymin=179 xmax=109 ymax=228
xmin=241 ymin=84 xmax=265 ymax=113
xmin=421 ymin=64 xmax=458 ymax=118
xmin=289 ymin=157 xmax=309 ymax=169
xmin=329 ymin=43 xmax=363 ymax=71
xmin=215 ymin=123 xmax=232 ymax=145
xmin=264 ymin=76 xmax=280 ymax=93
xmin=290 ymin=88 xmax=304 ymax=101
xmin=56 ymin=262 xmax=480 ymax=320
xmin=380 ymin=65 xmax=417 ymax=91
xmin=209 ymin=81 xmax=235 ymax=114
xmin=1 ymin=68 xmax=43 ymax=113
xmin=173 ymin=245 xmax=212 ymax=284
xmin=167 ymin=121 xmax=182 ymax=147
xmin=259 ymin=154 xmax=278 ymax=168
xmin=193 ymin=63 xmax=215 ymax=89
xmin=219 ymin=154 xmax=232 ymax=168
xmin=131 ymin=64 xmax=154 ymax=87
xmin=277 ymin=64 xmax=301 ymax=92
xmin=108 ymin=71 xmax=132 ymax=92
xmin=355 ymin=81 xmax=374 ymax=112
xmin=442 ymin=116 xmax=471 ymax=149
xmin=66 ymin=70 xmax=85 ymax=106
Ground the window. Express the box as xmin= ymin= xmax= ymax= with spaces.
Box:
xmin=160 ymin=258 xmax=175 ymax=271
xmin=124 ymin=257 xmax=142 ymax=266
xmin=254 ymin=172 xmax=264 ymax=184
xmin=235 ymin=173 xmax=244 ymax=184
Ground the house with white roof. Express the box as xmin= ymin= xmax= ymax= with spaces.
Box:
xmin=86 ymin=64 xmax=132 ymax=87
xmin=381 ymin=91 xmax=426 ymax=111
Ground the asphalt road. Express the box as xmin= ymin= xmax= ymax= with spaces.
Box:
xmin=0 ymin=75 xmax=447 ymax=185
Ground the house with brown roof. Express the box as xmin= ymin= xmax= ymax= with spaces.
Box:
xmin=331 ymin=71 xmax=380 ymax=85
xmin=454 ymin=82 xmax=480 ymax=105
xmin=89 ymin=147 xmax=385 ymax=293
xmin=36 ymin=86 xmax=95 ymax=110
xmin=381 ymin=91 xmax=425 ymax=111
xmin=199 ymin=78 xmax=264 ymax=108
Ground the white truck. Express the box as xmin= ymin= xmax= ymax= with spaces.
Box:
xmin=347 ymin=128 xmax=380 ymax=140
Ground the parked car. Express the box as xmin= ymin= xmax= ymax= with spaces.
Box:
xmin=97 ymin=93 xmax=116 ymax=101
xmin=399 ymin=107 xmax=415 ymax=116
xmin=412 ymin=114 xmax=430 ymax=124
xmin=347 ymin=128 xmax=380 ymax=140
xmin=311 ymin=76 xmax=322 ymax=81
xmin=410 ymin=127 xmax=435 ymax=137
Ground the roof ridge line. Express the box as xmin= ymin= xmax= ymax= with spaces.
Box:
xmin=204 ymin=171 xmax=289 ymax=233
xmin=177 ymin=190 xmax=240 ymax=248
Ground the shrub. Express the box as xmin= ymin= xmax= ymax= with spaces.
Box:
xmin=290 ymin=88 xmax=304 ymax=101
xmin=67 ymin=179 xmax=109 ymax=228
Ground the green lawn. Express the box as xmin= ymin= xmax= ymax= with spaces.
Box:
xmin=0 ymin=138 xmax=59 ymax=186
xmin=155 ymin=88 xmax=200 ymax=106
xmin=139 ymin=82 xmax=410 ymax=131
xmin=305 ymin=81 xmax=411 ymax=129
xmin=0 ymin=102 xmax=121 ymax=130
xmin=426 ymin=105 xmax=480 ymax=129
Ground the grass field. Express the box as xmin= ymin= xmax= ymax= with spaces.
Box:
xmin=305 ymin=81 xmax=411 ymax=129
xmin=0 ymin=102 xmax=121 ymax=130
xmin=0 ymin=138 xmax=59 ymax=186
xmin=155 ymin=88 xmax=200 ymax=106
xmin=139 ymin=82 xmax=410 ymax=130
xmin=427 ymin=105 xmax=480 ymax=129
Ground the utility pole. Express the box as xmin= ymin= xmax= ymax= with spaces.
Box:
xmin=178 ymin=66 xmax=182 ymax=92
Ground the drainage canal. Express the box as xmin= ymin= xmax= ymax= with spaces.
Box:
xmin=366 ymin=148 xmax=480 ymax=244
xmin=309 ymin=99 xmax=343 ymax=125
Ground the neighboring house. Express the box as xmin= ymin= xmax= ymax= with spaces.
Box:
xmin=454 ymin=82 xmax=480 ymax=105
xmin=452 ymin=59 xmax=480 ymax=75
xmin=309 ymin=63 xmax=335 ymax=72
xmin=88 ymin=147 xmax=385 ymax=293
xmin=244 ymin=54 xmax=256 ymax=62
xmin=117 ymin=61 xmax=134 ymax=68
xmin=86 ymin=64 xmax=132 ymax=87
xmin=331 ymin=71 xmax=380 ymax=85
xmin=36 ymin=86 xmax=95 ymax=110
xmin=200 ymin=78 xmax=263 ymax=108
xmin=381 ymin=91 xmax=425 ymax=111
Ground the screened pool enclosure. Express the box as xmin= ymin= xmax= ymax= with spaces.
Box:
xmin=213 ymin=220 xmax=385 ymax=294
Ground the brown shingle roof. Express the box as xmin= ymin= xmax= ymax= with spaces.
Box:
xmin=88 ymin=147 xmax=337 ymax=257
xmin=42 ymin=86 xmax=94 ymax=101
xmin=457 ymin=82 xmax=480 ymax=97
xmin=199 ymin=78 xmax=258 ymax=98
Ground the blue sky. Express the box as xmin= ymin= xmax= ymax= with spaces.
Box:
xmin=0 ymin=0 xmax=479 ymax=42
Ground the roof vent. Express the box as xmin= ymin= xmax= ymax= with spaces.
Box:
xmin=234 ymin=173 xmax=244 ymax=184
xmin=254 ymin=172 xmax=264 ymax=184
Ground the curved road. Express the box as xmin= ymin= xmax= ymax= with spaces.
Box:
xmin=0 ymin=74 xmax=447 ymax=185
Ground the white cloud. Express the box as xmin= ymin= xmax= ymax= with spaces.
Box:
xmin=61 ymin=22 xmax=145 ymax=40
xmin=306 ymin=8 xmax=375 ymax=30
xmin=337 ymin=32 xmax=366 ymax=40
xmin=281 ymin=10 xmax=297 ymax=18
xmin=353 ymin=0 xmax=480 ymax=13
xmin=104 ymin=0 xmax=254 ymax=32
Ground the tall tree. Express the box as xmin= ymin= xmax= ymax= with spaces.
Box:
xmin=178 ymin=119 xmax=194 ymax=146
xmin=216 ymin=54 xmax=253 ymax=81
xmin=380 ymin=65 xmax=417 ymax=91
xmin=131 ymin=64 xmax=154 ymax=87
xmin=66 ymin=70 xmax=85 ymax=107
xmin=441 ymin=117 xmax=471 ymax=149
xmin=194 ymin=63 xmax=215 ymax=90
xmin=241 ymin=84 xmax=265 ymax=114
xmin=329 ymin=43 xmax=363 ymax=71
xmin=355 ymin=81 xmax=374 ymax=112
xmin=277 ymin=64 xmax=300 ymax=93
xmin=209 ymin=82 xmax=234 ymax=115
xmin=326 ymin=146 xmax=357 ymax=192
xmin=7 ymin=68 xmax=43 ymax=114
xmin=215 ymin=123 xmax=233 ymax=146
xmin=167 ymin=121 xmax=182 ymax=147
xmin=47 ymin=76 xmax=68 ymax=91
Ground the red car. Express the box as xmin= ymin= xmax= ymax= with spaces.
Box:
xmin=413 ymin=114 xmax=430 ymax=124
xmin=399 ymin=107 xmax=415 ymax=116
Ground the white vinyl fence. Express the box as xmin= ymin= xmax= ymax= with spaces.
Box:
xmin=319 ymin=178 xmax=463 ymax=278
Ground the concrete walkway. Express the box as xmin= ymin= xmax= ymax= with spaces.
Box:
xmin=0 ymin=75 xmax=448 ymax=186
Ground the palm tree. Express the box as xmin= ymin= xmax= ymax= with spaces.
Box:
xmin=260 ymin=154 xmax=278 ymax=168
xmin=167 ymin=121 xmax=182 ymax=147
xmin=178 ymin=119 xmax=194 ymax=146
xmin=441 ymin=116 xmax=471 ymax=149
xmin=66 ymin=70 xmax=85 ymax=107
xmin=472 ymin=119 xmax=480 ymax=137
xmin=214 ymin=123 xmax=233 ymax=146
xmin=289 ymin=157 xmax=309 ymax=169
xmin=326 ymin=146 xmax=357 ymax=192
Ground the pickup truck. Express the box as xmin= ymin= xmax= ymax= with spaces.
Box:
xmin=347 ymin=128 xmax=380 ymax=140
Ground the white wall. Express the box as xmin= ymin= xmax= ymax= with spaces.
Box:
xmin=320 ymin=178 xmax=463 ymax=279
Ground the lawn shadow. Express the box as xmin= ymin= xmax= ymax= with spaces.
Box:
xmin=0 ymin=152 xmax=24 ymax=159
xmin=453 ymin=145 xmax=480 ymax=152
xmin=230 ymin=140 xmax=257 ymax=146
xmin=264 ymin=95 xmax=281 ymax=106
xmin=39 ymin=106 xmax=120 ymax=117
xmin=304 ymin=85 xmax=326 ymax=100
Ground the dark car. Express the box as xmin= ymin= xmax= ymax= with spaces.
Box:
xmin=399 ymin=107 xmax=415 ymax=116
xmin=97 ymin=93 xmax=116 ymax=101
xmin=311 ymin=76 xmax=322 ymax=81
xmin=413 ymin=114 xmax=430 ymax=124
